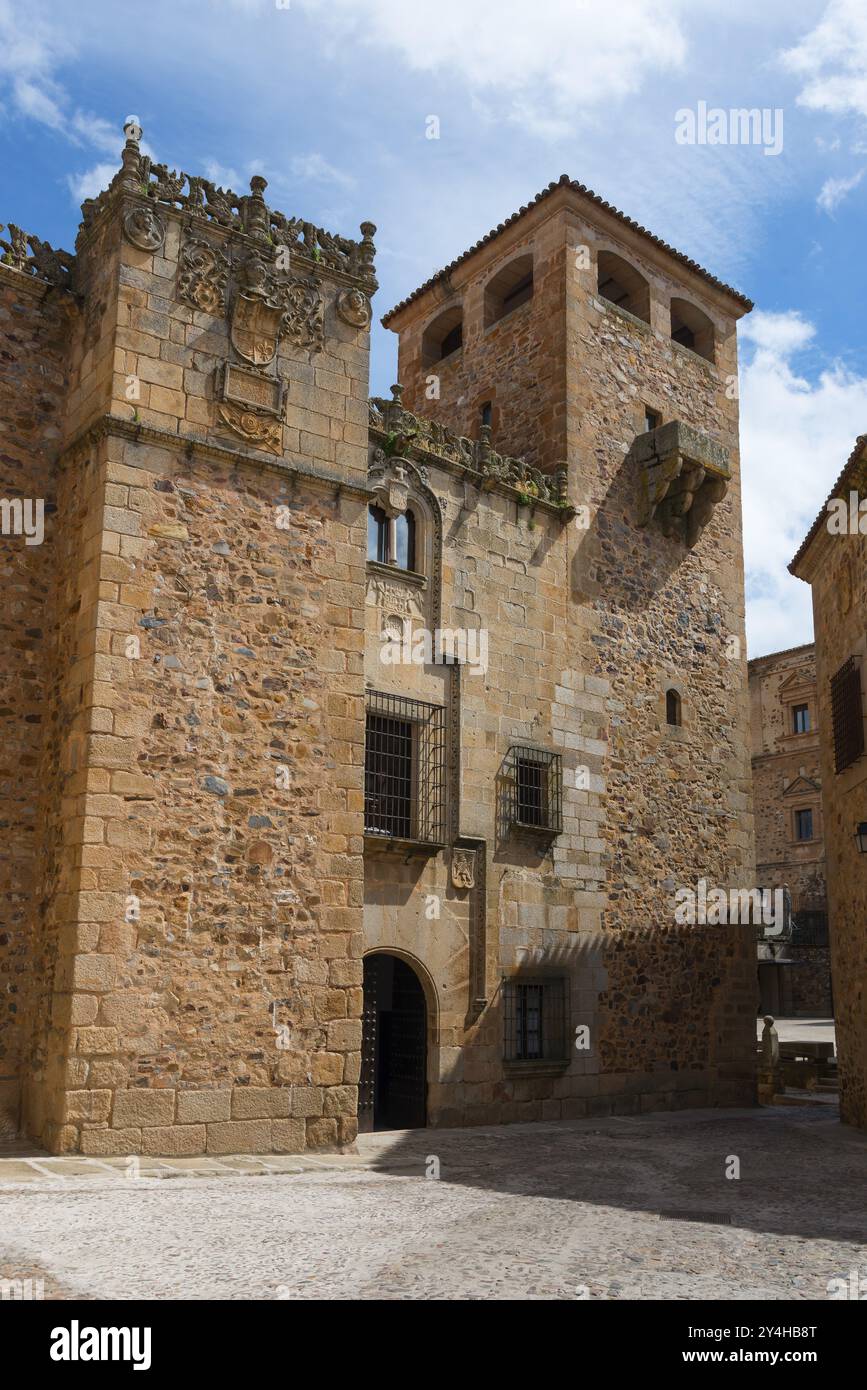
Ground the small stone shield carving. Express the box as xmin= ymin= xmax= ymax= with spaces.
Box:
xmin=451 ymin=849 xmax=476 ymax=890
xmin=123 ymin=205 xmax=166 ymax=252
xmin=230 ymin=292 xmax=284 ymax=367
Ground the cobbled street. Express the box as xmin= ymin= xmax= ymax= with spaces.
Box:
xmin=2 ymin=1106 xmax=865 ymax=1301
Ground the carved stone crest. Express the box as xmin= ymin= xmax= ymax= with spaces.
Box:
xmin=451 ymin=848 xmax=476 ymax=890
xmin=336 ymin=286 xmax=372 ymax=329
xmin=229 ymin=249 xmax=324 ymax=362
xmin=230 ymin=292 xmax=285 ymax=367
xmin=369 ymin=458 xmax=414 ymax=519
xmin=123 ymin=204 xmax=166 ymax=252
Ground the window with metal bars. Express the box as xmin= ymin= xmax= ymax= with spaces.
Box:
xmin=830 ymin=657 xmax=864 ymax=774
xmin=508 ymin=746 xmax=562 ymax=833
xmin=503 ymin=978 xmax=567 ymax=1062
xmin=792 ymin=910 xmax=828 ymax=947
xmin=364 ymin=691 xmax=445 ymax=844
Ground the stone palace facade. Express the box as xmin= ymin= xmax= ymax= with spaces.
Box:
xmin=0 ymin=124 xmax=757 ymax=1155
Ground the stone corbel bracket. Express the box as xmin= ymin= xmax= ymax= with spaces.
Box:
xmin=633 ymin=420 xmax=730 ymax=548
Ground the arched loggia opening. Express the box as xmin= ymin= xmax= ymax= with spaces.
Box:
xmin=360 ymin=953 xmax=428 ymax=1132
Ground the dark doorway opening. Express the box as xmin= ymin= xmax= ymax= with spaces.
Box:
xmin=360 ymin=954 xmax=427 ymax=1132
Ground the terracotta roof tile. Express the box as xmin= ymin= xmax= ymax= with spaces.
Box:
xmin=381 ymin=174 xmax=753 ymax=325
xmin=789 ymin=435 xmax=867 ymax=576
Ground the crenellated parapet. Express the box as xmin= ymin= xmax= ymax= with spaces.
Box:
xmin=369 ymin=384 xmax=570 ymax=513
xmin=0 ymin=222 xmax=76 ymax=291
xmin=77 ymin=117 xmax=377 ymax=291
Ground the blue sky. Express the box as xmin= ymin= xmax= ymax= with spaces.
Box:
xmin=2 ymin=0 xmax=867 ymax=656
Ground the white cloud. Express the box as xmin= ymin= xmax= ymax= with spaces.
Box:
xmin=739 ymin=309 xmax=867 ymax=656
xmin=740 ymin=308 xmax=815 ymax=355
xmin=289 ymin=152 xmax=355 ymax=191
xmin=0 ymin=0 xmax=132 ymax=207
xmin=66 ymin=161 xmax=121 ymax=204
xmin=298 ymin=0 xmax=689 ymax=127
xmin=782 ymin=0 xmax=867 ymax=118
xmin=816 ymin=166 xmax=864 ymax=211
xmin=204 ymin=159 xmax=243 ymax=190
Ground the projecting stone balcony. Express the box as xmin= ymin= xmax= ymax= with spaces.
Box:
xmin=633 ymin=419 xmax=730 ymax=547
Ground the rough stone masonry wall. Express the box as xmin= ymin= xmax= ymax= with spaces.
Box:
xmin=17 ymin=179 xmax=370 ymax=1154
xmin=44 ymin=438 xmax=366 ymax=1157
xmin=390 ymin=199 xmax=756 ymax=1112
xmin=559 ymin=211 xmax=756 ymax=1104
xmin=0 ymin=271 xmax=69 ymax=1137
xmin=807 ymin=524 xmax=867 ymax=1127
xmin=396 ymin=213 xmax=567 ymax=472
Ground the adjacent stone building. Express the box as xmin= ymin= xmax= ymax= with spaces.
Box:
xmin=1 ymin=132 xmax=758 ymax=1155
xmin=791 ymin=438 xmax=867 ymax=1130
xmin=748 ymin=644 xmax=831 ymax=1017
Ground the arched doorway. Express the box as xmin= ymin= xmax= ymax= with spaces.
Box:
xmin=360 ymin=953 xmax=427 ymax=1132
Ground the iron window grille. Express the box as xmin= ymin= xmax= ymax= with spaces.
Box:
xmin=508 ymin=746 xmax=562 ymax=833
xmin=791 ymin=910 xmax=829 ymax=948
xmin=503 ymin=977 xmax=567 ymax=1063
xmin=830 ymin=657 xmax=864 ymax=774
xmin=364 ymin=691 xmax=445 ymax=844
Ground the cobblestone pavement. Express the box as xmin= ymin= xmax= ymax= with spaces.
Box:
xmin=1 ymin=1106 xmax=865 ymax=1300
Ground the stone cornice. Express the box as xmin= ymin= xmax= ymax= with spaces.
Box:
xmin=57 ymin=414 xmax=373 ymax=501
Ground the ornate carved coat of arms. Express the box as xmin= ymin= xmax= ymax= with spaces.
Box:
xmin=451 ymin=849 xmax=476 ymax=890
xmin=230 ymin=291 xmax=284 ymax=367
xmin=229 ymin=250 xmax=324 ymax=365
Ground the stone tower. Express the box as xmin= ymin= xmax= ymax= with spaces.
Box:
xmin=373 ymin=176 xmax=758 ymax=1120
xmin=1 ymin=120 xmax=375 ymax=1154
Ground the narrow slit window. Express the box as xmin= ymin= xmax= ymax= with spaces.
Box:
xmin=666 ymin=689 xmax=682 ymax=726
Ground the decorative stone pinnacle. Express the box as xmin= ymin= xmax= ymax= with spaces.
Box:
xmin=123 ymin=115 xmax=143 ymax=147
xmin=119 ymin=116 xmax=143 ymax=192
